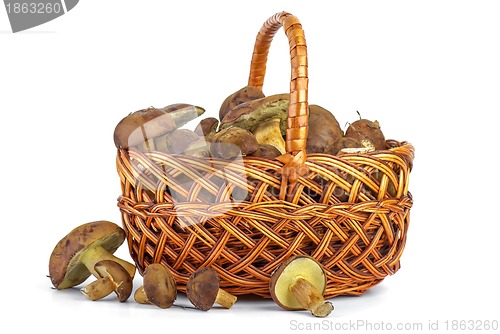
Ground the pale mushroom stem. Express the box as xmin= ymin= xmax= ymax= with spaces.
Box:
xmin=289 ymin=277 xmax=334 ymax=317
xmin=133 ymin=286 xmax=149 ymax=304
xmin=253 ymin=118 xmax=286 ymax=154
xmin=80 ymin=245 xmax=136 ymax=278
xmin=80 ymin=276 xmax=115 ymax=301
xmin=215 ymin=288 xmax=238 ymax=309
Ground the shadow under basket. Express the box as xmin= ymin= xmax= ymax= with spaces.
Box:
xmin=115 ymin=11 xmax=415 ymax=299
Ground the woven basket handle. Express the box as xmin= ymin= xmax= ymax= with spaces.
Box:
xmin=248 ymin=12 xmax=309 ymax=200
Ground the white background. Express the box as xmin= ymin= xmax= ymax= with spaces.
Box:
xmin=1 ymin=0 xmax=499 ymax=333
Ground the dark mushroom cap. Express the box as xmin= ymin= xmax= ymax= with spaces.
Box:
xmin=143 ymin=263 xmax=177 ymax=309
xmin=219 ymin=86 xmax=265 ymax=121
xmin=186 ymin=267 xmax=220 ymax=311
xmin=220 ymin=94 xmax=289 ymax=135
xmin=345 ymin=119 xmax=386 ymax=151
xmin=113 ymin=107 xmax=177 ymax=149
xmin=306 ymin=105 xmax=344 ymax=153
xmin=94 ymin=260 xmax=133 ymax=302
xmin=48 ymin=221 xmax=125 ymax=289
xmin=269 ymin=255 xmax=327 ymax=310
xmin=194 ymin=117 xmax=219 ymax=139
xmin=210 ymin=126 xmax=259 ymax=159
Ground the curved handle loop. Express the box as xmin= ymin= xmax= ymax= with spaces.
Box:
xmin=248 ymin=12 xmax=309 ymax=200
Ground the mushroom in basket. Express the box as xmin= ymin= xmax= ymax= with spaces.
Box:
xmin=219 ymin=85 xmax=265 ymax=121
xmin=219 ymin=93 xmax=289 ymax=137
xmin=113 ymin=104 xmax=205 ymax=152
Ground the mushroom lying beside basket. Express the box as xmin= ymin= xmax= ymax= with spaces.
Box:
xmin=48 ymin=220 xmax=136 ymax=302
xmin=186 ymin=267 xmax=238 ymax=311
xmin=270 ymin=256 xmax=334 ymax=318
xmin=81 ymin=260 xmax=133 ymax=302
xmin=134 ymin=263 xmax=177 ymax=309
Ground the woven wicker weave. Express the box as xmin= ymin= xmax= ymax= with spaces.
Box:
xmin=116 ymin=11 xmax=414 ymax=299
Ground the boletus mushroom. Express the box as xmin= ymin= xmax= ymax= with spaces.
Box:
xmin=81 ymin=260 xmax=133 ymax=302
xmin=220 ymin=93 xmax=289 ymax=136
xmin=345 ymin=118 xmax=386 ymax=151
xmin=210 ymin=126 xmax=259 ymax=159
xmin=219 ymin=85 xmax=265 ymax=121
xmin=134 ymin=263 xmax=177 ymax=309
xmin=306 ymin=105 xmax=344 ymax=154
xmin=113 ymin=104 xmax=205 ymax=150
xmin=48 ymin=220 xmax=136 ymax=290
xmin=186 ymin=267 xmax=237 ymax=311
xmin=270 ymin=255 xmax=333 ymax=318
xmin=194 ymin=117 xmax=219 ymax=140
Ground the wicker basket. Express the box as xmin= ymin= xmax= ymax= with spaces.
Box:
xmin=116 ymin=11 xmax=414 ymax=299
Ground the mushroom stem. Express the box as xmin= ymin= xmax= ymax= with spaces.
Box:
xmin=81 ymin=260 xmax=133 ymax=302
xmin=80 ymin=276 xmax=115 ymax=301
xmin=252 ymin=118 xmax=286 ymax=154
xmin=134 ymin=286 xmax=149 ymax=304
xmin=289 ymin=277 xmax=333 ymax=317
xmin=215 ymin=288 xmax=238 ymax=309
xmin=79 ymin=245 xmax=136 ymax=278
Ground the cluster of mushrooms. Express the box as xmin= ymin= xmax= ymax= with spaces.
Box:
xmin=112 ymin=85 xmax=387 ymax=162
xmin=47 ymin=85 xmax=393 ymax=316
xmin=48 ymin=220 xmax=334 ymax=317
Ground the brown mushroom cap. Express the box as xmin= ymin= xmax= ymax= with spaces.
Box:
xmin=220 ymin=94 xmax=290 ymax=135
xmin=194 ymin=117 xmax=219 ymax=139
xmin=269 ymin=255 xmax=327 ymax=311
xmin=345 ymin=119 xmax=386 ymax=151
xmin=113 ymin=107 xmax=177 ymax=149
xmin=93 ymin=260 xmax=133 ymax=302
xmin=186 ymin=267 xmax=220 ymax=311
xmin=219 ymin=85 xmax=265 ymax=121
xmin=210 ymin=126 xmax=259 ymax=159
xmin=48 ymin=221 xmax=126 ymax=290
xmin=143 ymin=263 xmax=177 ymax=309
xmin=306 ymin=105 xmax=344 ymax=154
